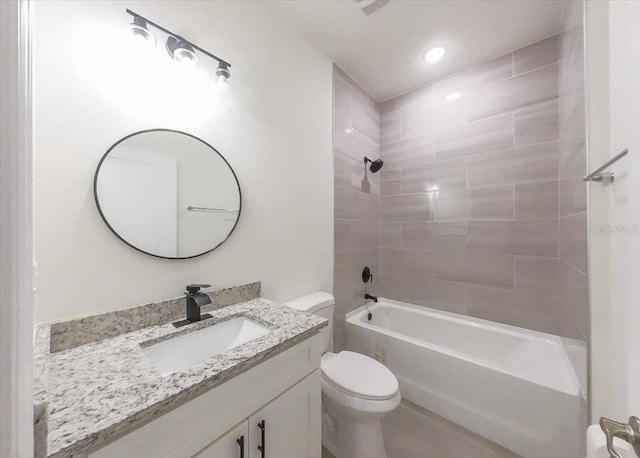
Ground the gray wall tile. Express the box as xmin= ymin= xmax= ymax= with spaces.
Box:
xmin=381 ymin=221 xmax=402 ymax=248
xmin=381 ymin=168 xmax=402 ymax=196
xmin=402 ymin=221 xmax=466 ymax=251
xmin=381 ymin=114 xmax=402 ymax=145
xmin=333 ymin=66 xmax=381 ymax=351
xmin=467 ymin=185 xmax=514 ymax=220
xmin=381 ymin=135 xmax=435 ymax=169
xmin=381 ymin=85 xmax=433 ymax=117
xmin=467 ymin=285 xmax=565 ymax=336
xmin=351 ymin=219 xmax=380 ymax=250
xmin=515 ymin=257 xmax=561 ymax=295
xmin=434 ymin=185 xmax=515 ymax=221
xmin=514 ymin=34 xmax=561 ymax=75
xmin=337 ymin=30 xmax=586 ymax=342
xmin=353 ymin=102 xmax=380 ymax=143
xmin=514 ymin=180 xmax=559 ymax=219
xmin=466 ymin=63 xmax=559 ymax=121
xmin=515 ymin=100 xmax=559 ymax=146
xmin=466 ymin=141 xmax=559 ymax=187
xmin=378 ymin=273 xmax=402 ymax=299
xmin=433 ymin=53 xmax=513 ymax=99
xmin=402 ymin=158 xmax=466 ymax=194
xmin=436 ymin=251 xmax=514 ymax=288
xmin=435 ymin=114 xmax=513 ymax=160
xmin=467 ymin=220 xmax=559 ymax=257
xmin=381 ymin=194 xmax=434 ymax=221
xmin=334 ymin=220 xmax=351 ymax=253
xmin=559 ymin=212 xmax=587 ymax=273
xmin=402 ymin=276 xmax=467 ymax=314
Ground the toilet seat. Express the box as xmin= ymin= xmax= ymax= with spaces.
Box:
xmin=321 ymin=351 xmax=399 ymax=400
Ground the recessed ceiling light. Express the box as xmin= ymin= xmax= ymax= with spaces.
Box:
xmin=424 ymin=46 xmax=446 ymax=64
xmin=446 ymin=92 xmax=462 ymax=102
xmin=344 ymin=128 xmax=354 ymax=134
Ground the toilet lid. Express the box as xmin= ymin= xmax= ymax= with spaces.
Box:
xmin=321 ymin=351 xmax=399 ymax=400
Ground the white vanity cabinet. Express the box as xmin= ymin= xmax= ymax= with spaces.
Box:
xmin=194 ymin=421 xmax=248 ymax=458
xmin=87 ymin=333 xmax=323 ymax=458
xmin=248 ymin=371 xmax=321 ymax=458
xmin=192 ymin=372 xmax=321 ymax=458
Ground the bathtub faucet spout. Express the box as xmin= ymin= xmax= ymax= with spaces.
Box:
xmin=365 ymin=294 xmax=378 ymax=303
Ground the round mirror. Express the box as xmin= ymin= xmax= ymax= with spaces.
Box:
xmin=94 ymin=129 xmax=241 ymax=259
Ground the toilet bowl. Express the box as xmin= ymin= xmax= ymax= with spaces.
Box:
xmin=321 ymin=351 xmax=401 ymax=458
xmin=283 ymin=292 xmax=401 ymax=458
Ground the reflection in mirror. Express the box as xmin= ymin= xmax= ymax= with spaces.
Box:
xmin=94 ymin=129 xmax=241 ymax=259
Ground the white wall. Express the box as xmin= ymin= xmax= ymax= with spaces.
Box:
xmin=33 ymin=0 xmax=333 ymax=322
xmin=586 ymin=0 xmax=610 ymax=421
xmin=603 ymin=0 xmax=640 ymax=420
xmin=588 ymin=0 xmax=640 ymax=421
xmin=0 ymin=0 xmax=34 ymax=455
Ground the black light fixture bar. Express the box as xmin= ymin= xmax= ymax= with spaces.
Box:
xmin=125 ymin=9 xmax=231 ymax=68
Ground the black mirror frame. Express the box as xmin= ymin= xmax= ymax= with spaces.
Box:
xmin=93 ymin=128 xmax=242 ymax=260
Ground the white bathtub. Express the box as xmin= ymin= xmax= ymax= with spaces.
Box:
xmin=345 ymin=299 xmax=583 ymax=458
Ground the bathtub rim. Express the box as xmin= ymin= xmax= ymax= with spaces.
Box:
xmin=345 ymin=298 xmax=582 ymax=398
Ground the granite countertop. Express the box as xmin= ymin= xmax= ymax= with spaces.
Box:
xmin=34 ymin=298 xmax=327 ymax=458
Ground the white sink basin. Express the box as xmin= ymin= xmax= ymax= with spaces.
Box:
xmin=142 ymin=316 xmax=271 ymax=375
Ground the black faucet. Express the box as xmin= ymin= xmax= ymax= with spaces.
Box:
xmin=364 ymin=293 xmax=378 ymax=303
xmin=185 ymin=284 xmax=212 ymax=322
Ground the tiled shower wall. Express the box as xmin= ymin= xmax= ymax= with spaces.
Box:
xmin=558 ymin=1 xmax=588 ymax=340
xmin=333 ymin=65 xmax=381 ymax=351
xmin=377 ymin=35 xmax=586 ymax=340
xmin=333 ymin=34 xmax=588 ymax=346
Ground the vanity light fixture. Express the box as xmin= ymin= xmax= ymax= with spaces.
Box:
xmin=126 ymin=9 xmax=233 ymax=102
xmin=215 ymin=62 xmax=233 ymax=106
xmin=424 ymin=46 xmax=446 ymax=64
xmin=129 ymin=16 xmax=156 ymax=46
xmin=166 ymin=36 xmax=198 ymax=65
xmin=215 ymin=63 xmax=231 ymax=92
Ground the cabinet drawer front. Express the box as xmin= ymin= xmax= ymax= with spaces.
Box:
xmin=88 ymin=333 xmax=322 ymax=458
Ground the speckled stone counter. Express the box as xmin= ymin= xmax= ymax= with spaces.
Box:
xmin=34 ymin=297 xmax=327 ymax=458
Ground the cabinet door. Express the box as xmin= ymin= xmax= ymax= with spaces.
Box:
xmin=193 ymin=421 xmax=248 ymax=458
xmin=249 ymin=371 xmax=321 ymax=458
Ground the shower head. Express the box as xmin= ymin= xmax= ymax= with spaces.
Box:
xmin=364 ymin=157 xmax=384 ymax=173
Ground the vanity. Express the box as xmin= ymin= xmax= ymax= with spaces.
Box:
xmin=33 ymin=283 xmax=327 ymax=458
xmin=29 ymin=101 xmax=328 ymax=457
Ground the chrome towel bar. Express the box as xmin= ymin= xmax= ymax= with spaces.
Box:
xmin=584 ymin=148 xmax=628 ymax=182
xmin=187 ymin=206 xmax=239 ymax=213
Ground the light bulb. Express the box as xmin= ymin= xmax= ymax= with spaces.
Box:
xmin=166 ymin=37 xmax=198 ymax=67
xmin=215 ymin=64 xmax=233 ymax=107
xmin=129 ymin=17 xmax=156 ymax=50
xmin=216 ymin=74 xmax=230 ymax=94
xmin=446 ymin=92 xmax=461 ymax=102
xmin=219 ymin=87 xmax=233 ymax=107
xmin=173 ymin=48 xmax=197 ymax=66
xmin=424 ymin=46 xmax=446 ymax=63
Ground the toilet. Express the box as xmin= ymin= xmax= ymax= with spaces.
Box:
xmin=283 ymin=292 xmax=401 ymax=458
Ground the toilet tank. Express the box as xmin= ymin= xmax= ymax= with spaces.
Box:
xmin=282 ymin=292 xmax=335 ymax=353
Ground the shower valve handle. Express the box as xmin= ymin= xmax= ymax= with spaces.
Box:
xmin=362 ymin=266 xmax=373 ymax=283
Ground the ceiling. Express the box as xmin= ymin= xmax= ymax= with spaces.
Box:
xmin=266 ymin=0 xmax=568 ymax=101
